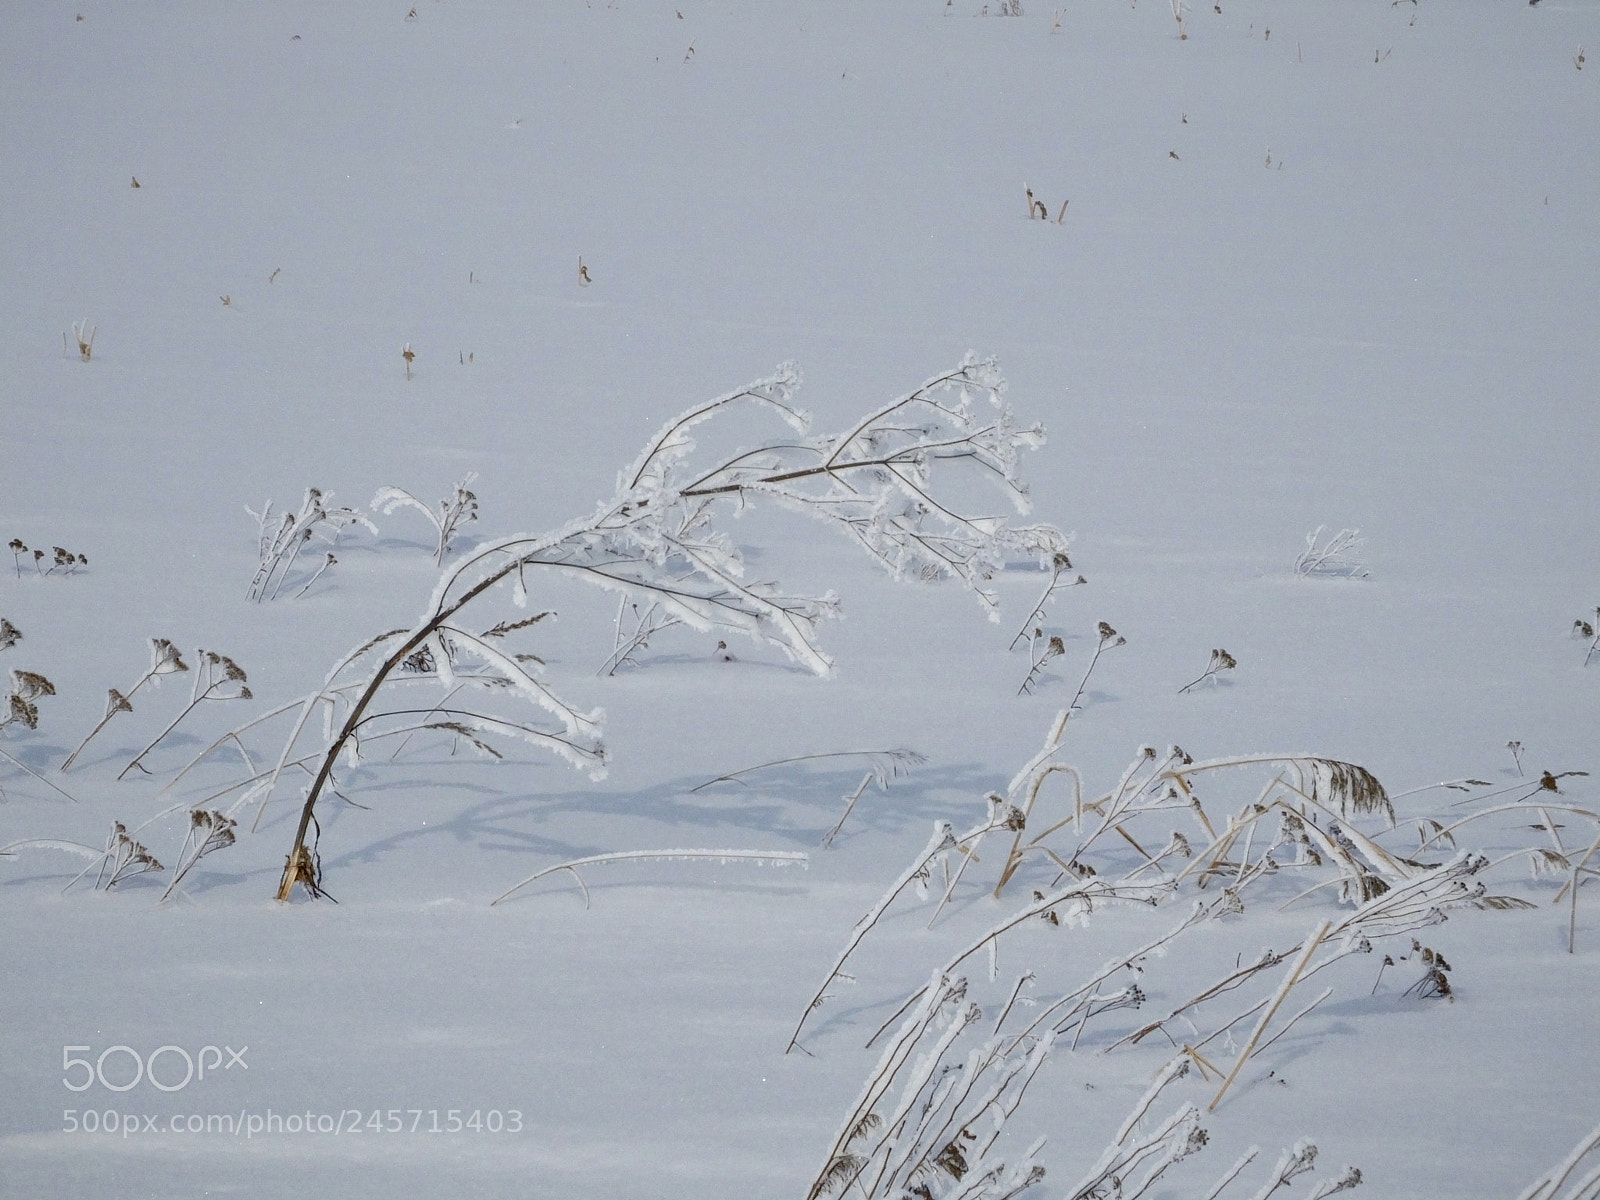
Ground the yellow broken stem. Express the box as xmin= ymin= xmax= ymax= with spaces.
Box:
xmin=1209 ymin=919 xmax=1331 ymax=1112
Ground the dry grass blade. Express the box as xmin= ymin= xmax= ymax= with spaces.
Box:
xmin=0 ymin=837 xmax=102 ymax=862
xmin=0 ymin=745 xmax=82 ymax=803
xmin=1065 ymin=1078 xmax=1207 ymax=1200
xmin=491 ymin=848 xmax=806 ymax=907
xmin=1166 ymin=754 xmax=1393 ymax=826
xmin=482 ymin=612 xmax=554 ymax=638
xmin=789 ymin=821 xmax=961 ymax=1054
xmin=692 ymin=748 xmax=925 ymax=793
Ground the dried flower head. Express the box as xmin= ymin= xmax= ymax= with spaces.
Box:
xmin=190 ymin=808 xmax=238 ymax=849
xmin=401 ymin=645 xmax=437 ymax=674
xmin=149 ymin=638 xmax=188 ymax=676
xmin=10 ymin=670 xmax=55 ymax=701
xmin=7 ymin=693 xmax=39 ymax=729
xmin=1089 ymin=620 xmax=1127 ymax=650
xmin=206 ymin=652 xmax=247 ymax=683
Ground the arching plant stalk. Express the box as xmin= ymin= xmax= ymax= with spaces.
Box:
xmin=253 ymin=357 xmax=1066 ymax=901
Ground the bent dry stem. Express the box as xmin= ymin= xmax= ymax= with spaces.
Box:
xmin=270 ymin=358 xmax=1065 ymax=900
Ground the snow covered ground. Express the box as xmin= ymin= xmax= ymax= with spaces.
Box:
xmin=2 ymin=2 xmax=1598 ymax=1197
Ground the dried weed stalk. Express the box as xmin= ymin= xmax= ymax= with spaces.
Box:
xmin=62 ymin=637 xmax=188 ymax=771
xmin=246 ymin=488 xmax=374 ymax=602
xmin=75 ymin=822 xmax=165 ymax=890
xmin=1293 ymin=527 xmax=1368 ymax=578
xmin=1515 ymin=1117 xmax=1600 ymax=1200
xmin=1573 ymin=608 xmax=1600 ymax=666
xmin=1008 ymin=551 xmax=1083 ymax=651
xmin=0 ymin=662 xmax=81 ymax=805
xmin=119 ymin=651 xmax=250 ymax=778
xmin=372 ymin=473 xmax=480 ymax=565
xmin=689 ymin=747 xmax=927 ymax=847
xmin=805 ymin=973 xmax=1050 ymax=1200
xmin=7 ymin=540 xmax=87 ymax=577
xmin=820 ymin=753 xmax=929 ymax=848
xmin=1067 ymin=622 xmax=1126 ymax=712
xmin=1017 ymin=636 xmax=1066 ymax=696
xmin=1179 ymin=648 xmax=1236 ymax=694
xmin=1064 ymin=1060 xmax=1207 ymax=1199
xmin=695 ymin=748 xmax=927 ymax=794
xmin=598 ymin=598 xmax=682 ymax=676
xmin=199 ymin=357 xmax=1064 ymax=901
xmin=3 ymin=824 xmax=164 ymax=891
xmin=797 ymin=713 xmax=1590 ymax=1198
xmin=159 ymin=809 xmax=238 ymax=901
xmin=64 ymin=319 xmax=96 ymax=362
xmin=1023 ymin=184 xmax=1069 ymax=224
xmin=2 ymin=669 xmax=57 ymax=734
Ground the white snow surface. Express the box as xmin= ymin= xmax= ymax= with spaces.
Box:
xmin=2 ymin=2 xmax=1598 ymax=1197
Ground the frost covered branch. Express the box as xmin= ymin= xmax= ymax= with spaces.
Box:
xmin=224 ymin=358 xmax=1063 ymax=901
xmin=1293 ymin=527 xmax=1368 ymax=579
